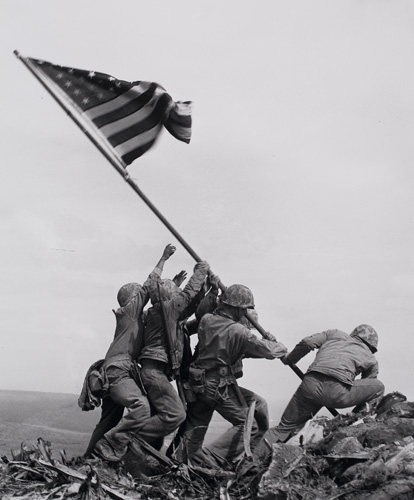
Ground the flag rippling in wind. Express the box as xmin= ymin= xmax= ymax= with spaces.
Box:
xmin=25 ymin=57 xmax=192 ymax=166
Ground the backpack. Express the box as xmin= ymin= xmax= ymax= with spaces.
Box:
xmin=78 ymin=359 xmax=107 ymax=411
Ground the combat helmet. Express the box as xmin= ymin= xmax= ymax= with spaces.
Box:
xmin=117 ymin=282 xmax=143 ymax=307
xmin=221 ymin=284 xmax=255 ymax=309
xmin=350 ymin=324 xmax=378 ymax=353
xmin=159 ymin=279 xmax=181 ymax=300
xmin=149 ymin=278 xmax=181 ymax=304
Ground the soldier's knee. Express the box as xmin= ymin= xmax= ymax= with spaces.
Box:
xmin=162 ymin=406 xmax=186 ymax=433
xmin=177 ymin=408 xmax=187 ymax=427
xmin=374 ymin=380 xmax=385 ymax=398
xmin=376 ymin=381 xmax=385 ymax=397
xmin=129 ymin=396 xmax=151 ymax=415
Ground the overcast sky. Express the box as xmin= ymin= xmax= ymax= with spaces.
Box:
xmin=1 ymin=0 xmax=413 ymax=419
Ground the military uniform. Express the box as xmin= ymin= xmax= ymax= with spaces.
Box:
xmin=258 ymin=326 xmax=385 ymax=450
xmin=181 ymin=309 xmax=287 ymax=464
xmin=90 ymin=245 xmax=176 ymax=461
xmin=137 ymin=262 xmax=210 ymax=446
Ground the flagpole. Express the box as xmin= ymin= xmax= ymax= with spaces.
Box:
xmin=14 ymin=51 xmax=320 ymax=392
xmin=13 ymin=51 xmax=276 ymax=338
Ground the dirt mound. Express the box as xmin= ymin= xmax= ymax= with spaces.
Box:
xmin=2 ymin=393 xmax=414 ymax=499
xmin=257 ymin=395 xmax=414 ymax=500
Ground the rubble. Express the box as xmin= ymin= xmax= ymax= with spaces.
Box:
xmin=255 ymin=393 xmax=414 ymax=500
xmin=0 ymin=437 xmax=237 ymax=500
xmin=1 ymin=393 xmax=414 ymax=500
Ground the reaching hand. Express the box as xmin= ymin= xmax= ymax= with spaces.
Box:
xmin=264 ymin=332 xmax=277 ymax=342
xmin=208 ymin=272 xmax=221 ymax=289
xmin=162 ymin=244 xmax=176 ymax=260
xmin=194 ymin=261 xmax=210 ymax=274
xmin=173 ymin=270 xmax=187 ymax=287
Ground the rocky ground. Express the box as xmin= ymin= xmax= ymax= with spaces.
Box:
xmin=1 ymin=392 xmax=414 ymax=500
xmin=256 ymin=392 xmax=414 ymax=500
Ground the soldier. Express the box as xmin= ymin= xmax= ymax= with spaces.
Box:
xmin=202 ymin=309 xmax=270 ymax=462
xmin=180 ymin=284 xmax=287 ymax=466
xmin=135 ymin=260 xmax=211 ymax=449
xmin=90 ymin=244 xmax=176 ymax=461
xmin=253 ymin=324 xmax=385 ymax=463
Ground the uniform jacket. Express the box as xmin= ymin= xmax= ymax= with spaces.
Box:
xmin=139 ymin=265 xmax=209 ymax=368
xmin=191 ymin=310 xmax=287 ymax=373
xmin=104 ymin=270 xmax=161 ymax=368
xmin=286 ymin=329 xmax=379 ymax=385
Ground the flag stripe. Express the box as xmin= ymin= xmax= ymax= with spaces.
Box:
xmin=107 ymin=93 xmax=171 ymax=147
xmin=172 ymin=101 xmax=192 ymax=117
xmin=114 ymin=125 xmax=162 ymax=157
xmin=121 ymin=143 xmax=155 ymax=166
xmin=84 ymin=82 xmax=153 ymax=120
xmin=164 ymin=122 xmax=191 ymax=143
xmin=164 ymin=101 xmax=192 ymax=143
xmin=89 ymin=84 xmax=159 ymax=127
xmin=169 ymin=110 xmax=192 ymax=127
xmin=98 ymin=88 xmax=171 ymax=137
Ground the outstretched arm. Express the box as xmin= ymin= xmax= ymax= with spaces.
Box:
xmin=283 ymin=330 xmax=331 ymax=365
xmin=153 ymin=244 xmax=176 ymax=277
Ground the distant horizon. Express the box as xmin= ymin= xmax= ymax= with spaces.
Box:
xmin=0 ymin=389 xmax=284 ymax=458
xmin=0 ymin=387 xmax=348 ymax=424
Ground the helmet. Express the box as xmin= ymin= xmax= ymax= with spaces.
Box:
xmin=117 ymin=282 xmax=143 ymax=307
xmin=239 ymin=308 xmax=259 ymax=329
xmin=159 ymin=279 xmax=181 ymax=300
xmin=350 ymin=324 xmax=378 ymax=353
xmin=221 ymin=284 xmax=255 ymax=309
xmin=149 ymin=278 xmax=181 ymax=304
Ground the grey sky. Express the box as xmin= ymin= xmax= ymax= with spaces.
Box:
xmin=1 ymin=0 xmax=413 ymax=417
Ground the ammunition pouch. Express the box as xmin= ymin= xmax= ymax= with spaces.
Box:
xmin=188 ymin=366 xmax=206 ymax=394
xmin=218 ymin=366 xmax=231 ymax=377
xmin=231 ymin=359 xmax=243 ymax=379
xmin=182 ymin=381 xmax=197 ymax=403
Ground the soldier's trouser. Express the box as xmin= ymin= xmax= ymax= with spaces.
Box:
xmin=137 ymin=360 xmax=186 ymax=444
xmin=241 ymin=388 xmax=269 ymax=436
xmin=181 ymin=379 xmax=260 ymax=464
xmin=84 ymin=396 xmax=124 ymax=457
xmin=104 ymin=363 xmax=151 ymax=452
xmin=204 ymin=387 xmax=269 ymax=461
xmin=259 ymin=372 xmax=385 ymax=452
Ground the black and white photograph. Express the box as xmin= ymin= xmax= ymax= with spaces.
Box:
xmin=1 ymin=1 xmax=414 ymax=498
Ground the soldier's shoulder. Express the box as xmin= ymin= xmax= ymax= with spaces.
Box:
xmin=323 ymin=329 xmax=348 ymax=337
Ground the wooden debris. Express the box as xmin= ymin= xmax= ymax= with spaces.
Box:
xmin=130 ymin=435 xmax=174 ymax=468
xmin=37 ymin=459 xmax=131 ymax=499
xmin=3 ymin=396 xmax=414 ymax=499
xmin=243 ymin=401 xmax=256 ymax=459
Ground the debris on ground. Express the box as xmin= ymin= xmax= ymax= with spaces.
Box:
xmin=255 ymin=393 xmax=414 ymax=500
xmin=1 ymin=393 xmax=414 ymax=500
xmin=0 ymin=437 xmax=237 ymax=500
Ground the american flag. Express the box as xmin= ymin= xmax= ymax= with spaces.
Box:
xmin=26 ymin=57 xmax=192 ymax=166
